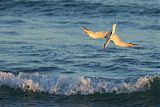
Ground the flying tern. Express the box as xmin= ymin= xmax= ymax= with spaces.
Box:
xmin=82 ymin=23 xmax=138 ymax=48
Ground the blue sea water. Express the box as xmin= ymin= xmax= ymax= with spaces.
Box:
xmin=0 ymin=0 xmax=160 ymax=107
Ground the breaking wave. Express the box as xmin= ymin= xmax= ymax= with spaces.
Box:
xmin=0 ymin=71 xmax=159 ymax=96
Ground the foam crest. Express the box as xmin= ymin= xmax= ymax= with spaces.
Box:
xmin=0 ymin=71 xmax=157 ymax=95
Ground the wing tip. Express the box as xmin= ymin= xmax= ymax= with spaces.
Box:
xmin=129 ymin=43 xmax=139 ymax=45
xmin=82 ymin=26 xmax=89 ymax=30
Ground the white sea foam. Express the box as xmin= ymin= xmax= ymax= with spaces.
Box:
xmin=0 ymin=71 xmax=156 ymax=95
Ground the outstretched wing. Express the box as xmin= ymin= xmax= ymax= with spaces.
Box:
xmin=111 ymin=33 xmax=138 ymax=47
xmin=82 ymin=27 xmax=109 ymax=39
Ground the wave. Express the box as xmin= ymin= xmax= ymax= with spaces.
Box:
xmin=0 ymin=71 xmax=159 ymax=96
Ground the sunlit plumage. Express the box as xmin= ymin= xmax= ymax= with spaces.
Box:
xmin=83 ymin=23 xmax=138 ymax=48
xmin=82 ymin=27 xmax=109 ymax=39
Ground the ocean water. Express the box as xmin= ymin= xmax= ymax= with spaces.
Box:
xmin=0 ymin=0 xmax=160 ymax=107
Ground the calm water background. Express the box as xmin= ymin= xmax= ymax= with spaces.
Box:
xmin=0 ymin=0 xmax=160 ymax=107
